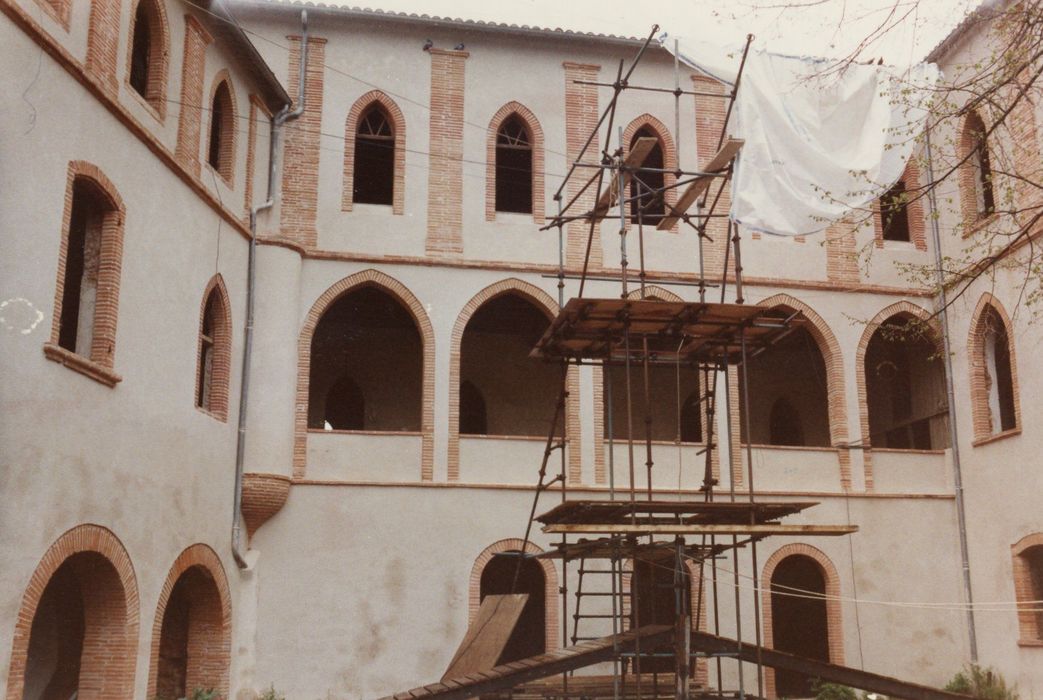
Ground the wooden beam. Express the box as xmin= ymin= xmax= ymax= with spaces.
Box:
xmin=375 ymin=625 xmax=673 ymax=700
xmin=442 ymin=594 xmax=528 ymax=681
xmin=690 ymin=632 xmax=971 ymax=700
xmin=593 ymin=136 xmax=658 ymax=218
xmin=658 ymin=138 xmax=745 ymax=230
xmin=541 ymin=524 xmax=858 ymax=536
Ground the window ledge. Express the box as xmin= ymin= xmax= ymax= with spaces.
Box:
xmin=204 ymin=162 xmax=234 ymax=191
xmin=124 ymin=82 xmax=165 ymax=124
xmin=972 ymin=427 xmax=1021 ymax=447
xmin=308 ymin=428 xmax=422 ymax=436
xmin=195 ymin=405 xmax=228 ymax=423
xmin=43 ymin=343 xmax=122 ymax=387
xmin=962 ymin=211 xmax=1000 ymax=239
xmin=869 ymin=447 xmax=947 ymax=455
xmin=1017 ymin=639 xmax=1043 ymax=648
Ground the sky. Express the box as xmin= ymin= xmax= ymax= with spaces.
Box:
xmin=312 ymin=0 xmax=981 ymax=66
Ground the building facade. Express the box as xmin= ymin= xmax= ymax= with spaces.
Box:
xmin=1 ymin=0 xmax=1040 ymax=698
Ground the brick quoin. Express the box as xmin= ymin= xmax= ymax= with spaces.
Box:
xmin=175 ymin=15 xmax=214 ymax=176
xmin=967 ymin=293 xmax=1022 ymax=443
xmin=825 ymin=218 xmax=860 ymax=285
xmin=426 ymin=48 xmax=468 ymax=256
xmin=195 ymin=274 xmax=233 ymax=422
xmin=280 ymin=35 xmax=327 ymax=247
xmin=343 ymin=90 xmax=407 ymax=215
xmin=692 ymin=75 xmax=732 ymax=282
xmin=85 ymin=0 xmax=121 ymax=92
xmin=469 ymin=539 xmax=560 ymax=652
xmin=1011 ymin=533 xmax=1043 ymax=644
xmin=447 ymin=279 xmax=573 ymax=482
xmin=485 ymin=101 xmax=546 ymax=225
xmin=563 ymin=62 xmax=601 ymax=268
xmin=294 ymin=270 xmax=436 ymax=480
xmin=5 ymin=524 xmax=140 ymax=700
xmin=760 ymin=544 xmax=845 ymax=699
xmin=873 ymin=159 xmax=927 ymax=250
xmin=146 ymin=544 xmax=232 ymax=699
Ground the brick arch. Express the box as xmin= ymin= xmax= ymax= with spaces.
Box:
xmin=761 ymin=543 xmax=845 ymax=698
xmin=957 ymin=109 xmax=993 ymax=226
xmin=125 ymin=0 xmax=171 ymax=118
xmin=757 ymin=294 xmax=852 ymax=487
xmin=873 ymin=159 xmax=927 ymax=250
xmin=622 ymin=114 xmax=678 ymax=232
xmin=486 ymin=101 xmax=546 ymax=224
xmin=854 ymin=300 xmax=939 ymax=490
xmin=967 ymin=292 xmax=1022 ymax=441
xmin=205 ymin=69 xmax=238 ymax=185
xmin=1011 ymin=532 xmax=1043 ymax=642
xmin=448 ymin=279 xmax=562 ymax=481
xmin=147 ymin=544 xmax=232 ymax=699
xmin=5 ymin=524 xmax=140 ymax=700
xmin=294 ymin=269 xmax=436 ymax=479
xmin=625 ymin=285 xmax=683 ymax=302
xmin=468 ymin=538 xmax=560 ymax=652
xmin=196 ymin=274 xmax=233 ymax=421
xmin=343 ymin=90 xmax=406 ymax=214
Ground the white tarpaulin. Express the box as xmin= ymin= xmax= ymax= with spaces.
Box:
xmin=664 ymin=36 xmax=939 ymax=237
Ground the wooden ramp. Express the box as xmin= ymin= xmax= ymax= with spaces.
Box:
xmin=689 ymin=631 xmax=970 ymax=700
xmin=376 ymin=625 xmax=673 ymax=700
xmin=442 ymin=594 xmax=528 ymax=680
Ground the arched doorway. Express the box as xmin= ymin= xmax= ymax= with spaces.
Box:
xmin=479 ymin=553 xmax=547 ymax=663
xmin=152 ymin=566 xmax=227 ymax=699
xmin=630 ymin=558 xmax=691 ymax=673
xmin=770 ymin=555 xmax=829 ymax=697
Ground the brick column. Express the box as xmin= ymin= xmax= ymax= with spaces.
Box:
xmin=693 ymin=75 xmax=733 ymax=285
xmin=563 ymin=62 xmax=601 ymax=268
xmin=280 ymin=35 xmax=327 ymax=247
xmin=85 ymin=0 xmax=121 ymax=91
xmin=825 ymin=218 xmax=859 ymax=285
xmin=426 ymin=48 xmax=468 ymax=256
xmin=175 ymin=15 xmax=214 ymax=176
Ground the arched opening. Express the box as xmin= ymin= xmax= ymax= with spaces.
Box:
xmin=207 ymin=81 xmax=234 ymax=179
xmin=353 ymin=104 xmax=395 ymax=205
xmin=770 ymin=555 xmax=829 ymax=697
xmin=495 ymin=115 xmax=533 ymax=214
xmin=740 ymin=318 xmax=830 ymax=447
xmin=965 ymin=111 xmax=995 ymax=219
xmin=865 ymin=315 xmax=948 ymax=450
xmin=631 ymin=558 xmax=691 ymax=673
xmin=1014 ymin=541 xmax=1043 ymax=641
xmin=629 ymin=126 xmax=665 ymax=225
xmin=460 ymin=294 xmax=556 ymax=437
xmin=460 ymin=380 xmax=488 ymax=435
xmin=21 ymin=552 xmax=128 ymax=700
xmin=308 ymin=286 xmax=422 ymax=432
xmin=479 ymin=553 xmax=546 ymax=663
xmin=980 ymin=306 xmax=1016 ymax=434
xmin=604 ymin=363 xmax=700 ymax=442
xmin=153 ymin=566 xmax=225 ymax=700
xmin=879 ymin=178 xmax=910 ymax=242
xmin=129 ymin=0 xmax=165 ymax=108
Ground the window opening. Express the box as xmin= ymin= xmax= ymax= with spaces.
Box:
xmin=982 ymin=308 xmax=1016 ymax=433
xmin=680 ymin=390 xmax=703 ymax=443
xmin=58 ymin=180 xmax=105 ymax=357
xmin=129 ymin=0 xmax=153 ymax=97
xmin=495 ymin=115 xmax=533 ymax=214
xmin=629 ymin=126 xmax=665 ymax=225
xmin=880 ymin=179 xmax=911 ymax=242
xmin=968 ymin=113 xmax=995 ymax=218
xmin=196 ymin=290 xmax=217 ymax=411
xmin=208 ymin=82 xmax=233 ymax=176
xmin=323 ymin=375 xmax=365 ymax=430
xmin=460 ymin=380 xmax=488 ymax=435
xmin=769 ymin=397 xmax=805 ymax=446
xmin=354 ymin=105 xmax=395 ymax=205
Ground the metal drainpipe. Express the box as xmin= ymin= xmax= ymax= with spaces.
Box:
xmin=232 ymin=10 xmax=309 ymax=570
xmin=924 ymin=126 xmax=978 ymax=661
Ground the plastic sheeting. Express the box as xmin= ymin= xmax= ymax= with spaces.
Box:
xmin=665 ymin=36 xmax=939 ymax=237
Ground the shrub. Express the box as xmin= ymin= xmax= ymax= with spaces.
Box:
xmin=256 ymin=684 xmax=286 ymax=700
xmin=944 ymin=665 xmax=1018 ymax=700
xmin=815 ymin=682 xmax=859 ymax=700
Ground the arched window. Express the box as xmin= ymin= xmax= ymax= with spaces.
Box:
xmin=460 ymin=380 xmax=488 ymax=435
xmin=978 ymin=305 xmax=1017 ymax=434
xmin=195 ymin=279 xmax=231 ymax=420
xmin=479 ymin=553 xmax=546 ymax=663
xmin=308 ymin=286 xmax=422 ymax=432
xmin=864 ymin=314 xmax=947 ymax=449
xmin=128 ymin=0 xmax=167 ymax=112
xmin=965 ymin=111 xmax=995 ymax=220
xmin=353 ymin=104 xmax=395 ymax=205
xmin=1013 ymin=536 xmax=1043 ymax=642
xmin=770 ymin=555 xmax=830 ymax=696
xmin=48 ymin=164 xmax=126 ymax=385
xmin=879 ymin=178 xmax=910 ymax=242
xmin=769 ymin=397 xmax=805 ymax=446
xmin=495 ymin=115 xmax=533 ymax=214
xmin=207 ymin=80 xmax=234 ymax=181
xmin=629 ymin=126 xmax=665 ymax=225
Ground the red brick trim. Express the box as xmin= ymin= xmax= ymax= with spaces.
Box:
xmin=241 ymin=472 xmax=292 ymax=538
xmin=32 ymin=0 xmax=70 ymax=29
xmin=175 ymin=14 xmax=214 ymax=176
xmin=448 ymin=279 xmax=561 ymax=481
xmin=204 ymin=70 xmax=238 ymax=187
xmin=825 ymin=219 xmax=859 ymax=285
xmin=43 ymin=342 xmax=123 ymax=386
xmin=146 ymin=544 xmax=232 ymax=699
xmin=1011 ymin=533 xmax=1043 ymax=643
xmin=854 ymin=301 xmax=939 ymax=491
xmin=757 ymin=294 xmax=852 ymax=488
xmin=48 ymin=160 xmax=126 ymax=373
xmin=5 ymin=524 xmax=139 ymax=700
xmin=124 ymin=0 xmax=170 ymax=121
xmin=485 ymin=101 xmax=545 ymax=224
xmin=563 ymin=61 xmax=601 ymax=267
xmin=622 ymin=114 xmax=678 ymax=233
xmin=468 ymin=538 xmax=560 ymax=652
xmin=279 ymin=35 xmax=326 ymax=246
xmin=958 ymin=110 xmax=993 ymax=228
xmin=85 ymin=0 xmax=120 ymax=92
xmin=294 ymin=270 xmax=435 ymax=480
xmin=426 ymin=48 xmax=468 ymax=255
xmin=342 ymin=90 xmax=406 ymax=215
xmin=692 ymin=75 xmax=731 ymax=276
xmin=967 ymin=293 xmax=1021 ymax=441
xmin=195 ymin=274 xmax=232 ymax=421
xmin=761 ymin=544 xmax=845 ymax=699
xmin=872 ymin=159 xmax=927 ymax=251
